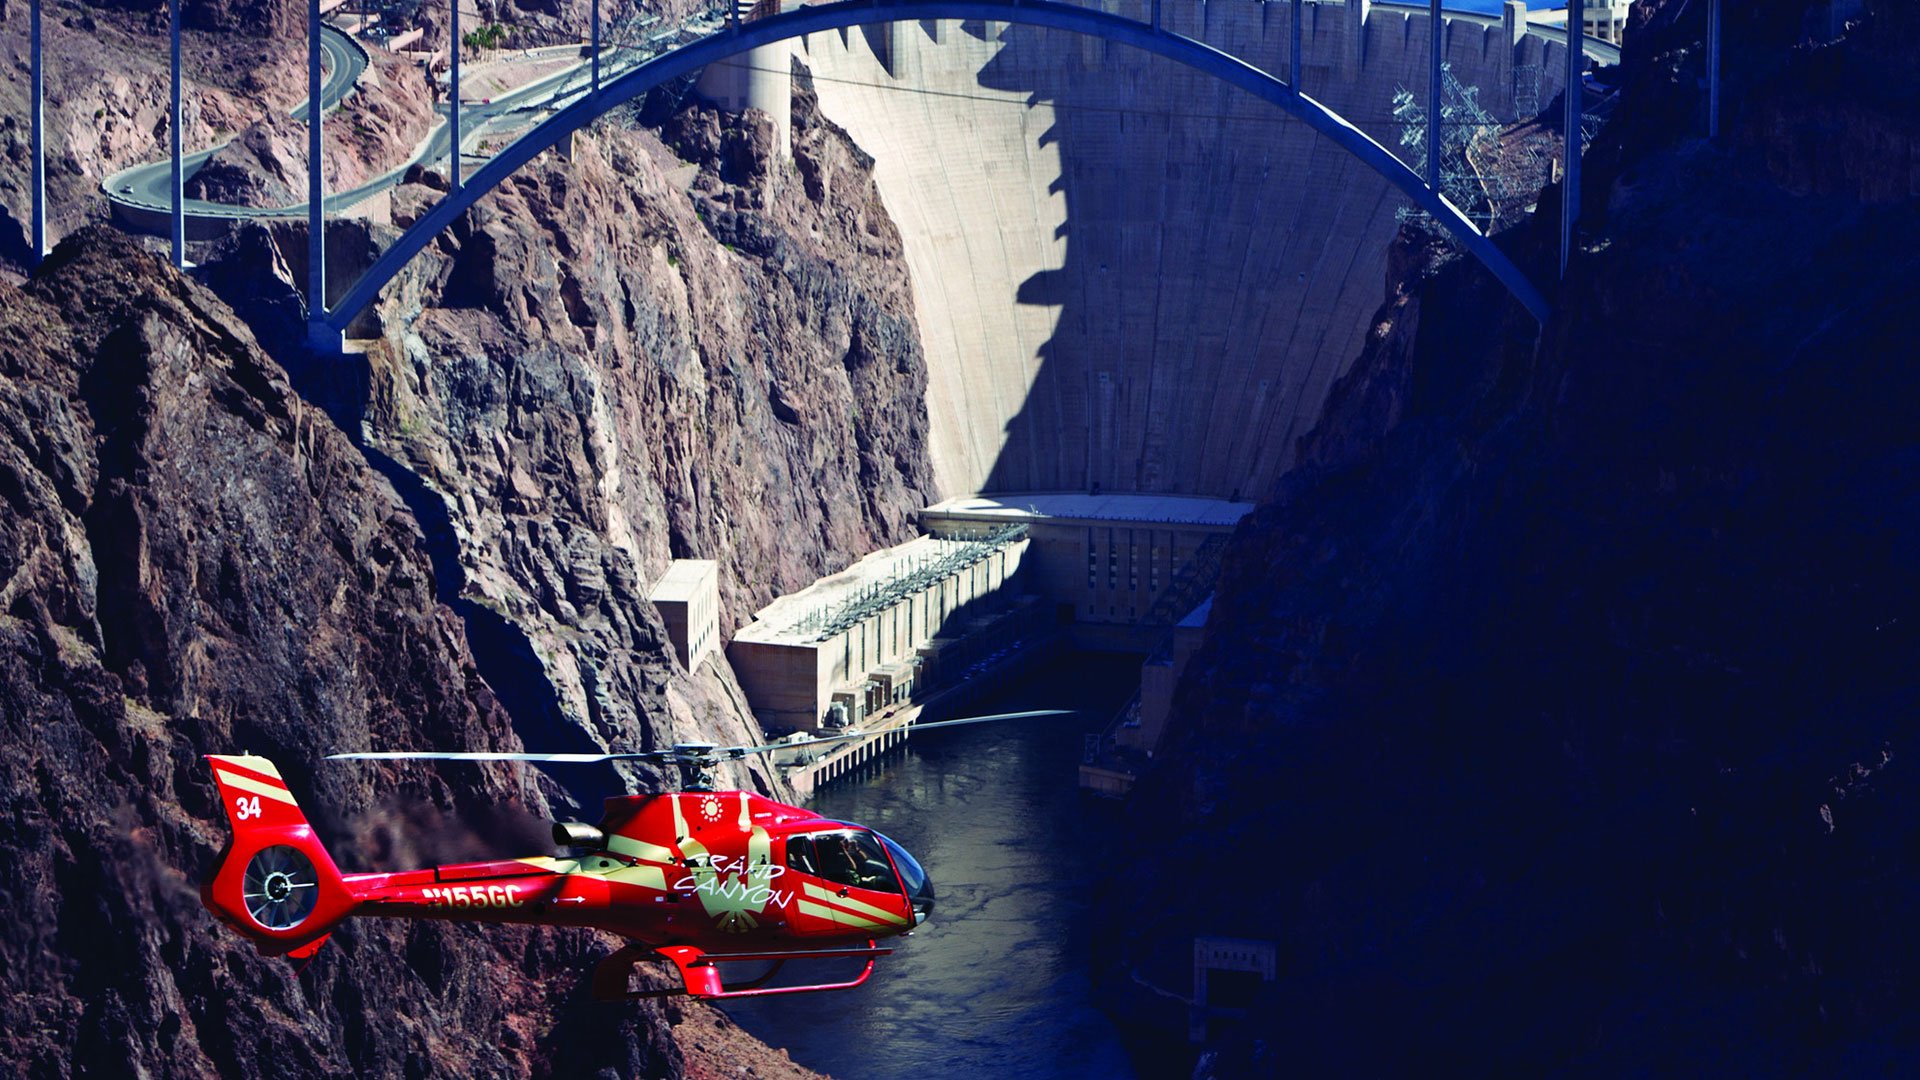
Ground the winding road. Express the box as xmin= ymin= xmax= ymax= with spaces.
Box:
xmin=104 ymin=26 xmax=369 ymax=230
xmin=103 ymin=16 xmax=718 ymax=236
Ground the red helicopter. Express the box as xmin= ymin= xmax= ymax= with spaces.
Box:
xmin=200 ymin=711 xmax=1066 ymax=1000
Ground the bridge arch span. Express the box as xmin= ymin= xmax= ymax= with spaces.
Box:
xmin=327 ymin=0 xmax=1549 ymax=331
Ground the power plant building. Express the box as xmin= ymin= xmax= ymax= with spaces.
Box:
xmin=728 ymin=529 xmax=1033 ymax=732
xmin=920 ymin=494 xmax=1252 ymax=635
xmin=649 ymin=559 xmax=721 ymax=672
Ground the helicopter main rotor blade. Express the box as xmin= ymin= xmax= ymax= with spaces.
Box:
xmin=330 ymin=710 xmax=1076 ymax=766
xmin=719 ymin=709 xmax=1077 ymax=759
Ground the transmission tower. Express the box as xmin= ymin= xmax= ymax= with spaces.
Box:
xmin=1512 ymin=62 xmax=1541 ymax=119
xmin=1393 ymin=63 xmax=1515 ymax=235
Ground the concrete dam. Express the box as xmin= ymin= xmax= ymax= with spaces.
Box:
xmin=781 ymin=0 xmax=1574 ymax=500
xmin=704 ymin=1 xmax=1576 ymax=756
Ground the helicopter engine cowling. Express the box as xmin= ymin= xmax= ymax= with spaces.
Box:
xmin=552 ymin=821 xmax=607 ymax=848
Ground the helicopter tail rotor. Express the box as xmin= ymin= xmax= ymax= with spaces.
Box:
xmin=201 ymin=755 xmax=355 ymax=960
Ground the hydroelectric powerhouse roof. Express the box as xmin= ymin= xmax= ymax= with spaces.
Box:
xmin=733 ymin=529 xmax=1028 ymax=647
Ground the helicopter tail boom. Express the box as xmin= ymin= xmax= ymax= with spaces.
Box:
xmin=201 ymin=755 xmax=355 ymax=958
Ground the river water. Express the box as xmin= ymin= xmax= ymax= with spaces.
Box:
xmin=724 ymin=651 xmax=1142 ymax=1079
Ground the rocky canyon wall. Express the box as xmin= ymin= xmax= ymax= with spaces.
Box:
xmin=0 ymin=228 xmax=817 ymax=1078
xmin=331 ymin=73 xmax=940 ymax=795
xmin=1099 ymin=1 xmax=1920 ymax=1073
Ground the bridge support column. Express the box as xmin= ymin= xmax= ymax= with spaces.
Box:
xmin=697 ymin=1 xmax=791 ymax=162
xmin=308 ymin=0 xmax=328 ymax=334
xmin=1427 ymin=0 xmax=1441 ymax=190
xmin=170 ymin=0 xmax=185 ymax=269
xmin=30 ymin=0 xmax=45 ymax=265
xmin=1344 ymin=0 xmax=1369 ymax=77
xmin=1561 ymin=0 xmax=1583 ymax=277
xmin=450 ymin=0 xmax=463 ymax=190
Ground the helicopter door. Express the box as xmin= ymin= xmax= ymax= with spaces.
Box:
xmin=782 ymin=831 xmax=913 ymax=937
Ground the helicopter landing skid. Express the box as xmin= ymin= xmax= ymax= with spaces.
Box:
xmin=593 ymin=941 xmax=893 ymax=1001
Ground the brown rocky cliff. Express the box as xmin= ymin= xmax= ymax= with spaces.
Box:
xmin=237 ymin=67 xmax=940 ymax=792
xmin=0 ymin=226 xmax=819 ymax=1077
xmin=187 ymin=49 xmax=437 ymax=209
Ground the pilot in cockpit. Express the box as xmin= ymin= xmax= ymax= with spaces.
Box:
xmin=812 ymin=833 xmax=893 ymax=891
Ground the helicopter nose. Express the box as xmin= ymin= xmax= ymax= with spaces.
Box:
xmin=911 ymin=873 xmax=935 ymax=924
xmin=876 ymin=831 xmax=935 ymax=924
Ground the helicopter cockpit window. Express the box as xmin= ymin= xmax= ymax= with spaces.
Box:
xmin=785 ymin=835 xmax=818 ymax=877
xmin=787 ymin=830 xmax=898 ymax=892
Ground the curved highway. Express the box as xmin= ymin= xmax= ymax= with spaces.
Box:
xmin=105 ymin=26 xmax=368 ymax=228
xmin=104 ymin=16 xmax=718 ymax=233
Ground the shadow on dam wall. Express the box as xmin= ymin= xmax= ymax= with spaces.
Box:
xmin=804 ymin=5 xmax=1569 ymax=501
xmin=966 ymin=19 xmax=1378 ymax=499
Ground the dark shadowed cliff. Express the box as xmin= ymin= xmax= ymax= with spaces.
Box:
xmin=0 ymin=228 xmax=819 ymax=1078
xmin=1101 ymin=1 xmax=1920 ymax=1074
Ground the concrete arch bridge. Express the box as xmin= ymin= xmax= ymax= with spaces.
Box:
xmin=324 ymin=0 xmax=1600 ymax=337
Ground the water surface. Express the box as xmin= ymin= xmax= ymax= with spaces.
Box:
xmin=725 ymin=652 xmax=1141 ymax=1079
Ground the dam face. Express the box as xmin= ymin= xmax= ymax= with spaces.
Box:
xmin=720 ymin=2 xmax=1576 ymax=747
xmin=796 ymin=2 xmax=1571 ymax=500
